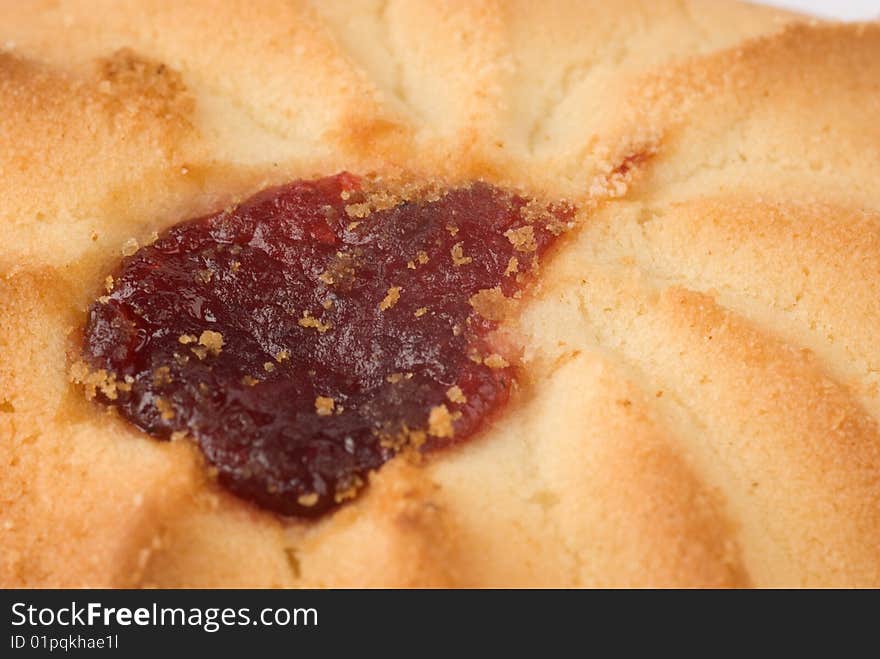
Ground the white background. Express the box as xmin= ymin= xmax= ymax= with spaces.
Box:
xmin=754 ymin=0 xmax=880 ymax=20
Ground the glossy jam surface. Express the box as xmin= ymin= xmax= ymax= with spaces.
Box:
xmin=82 ymin=174 xmax=571 ymax=516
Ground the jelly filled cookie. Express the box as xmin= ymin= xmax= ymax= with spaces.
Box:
xmin=1 ymin=1 xmax=879 ymax=587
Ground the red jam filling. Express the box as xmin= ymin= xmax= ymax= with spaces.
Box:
xmin=81 ymin=173 xmax=573 ymax=516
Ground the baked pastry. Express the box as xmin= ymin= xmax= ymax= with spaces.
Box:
xmin=2 ymin=0 xmax=879 ymax=588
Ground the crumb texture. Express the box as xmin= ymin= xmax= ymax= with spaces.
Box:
xmin=1 ymin=1 xmax=880 ymax=588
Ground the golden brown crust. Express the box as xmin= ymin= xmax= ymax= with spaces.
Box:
xmin=2 ymin=1 xmax=879 ymax=587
